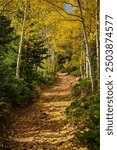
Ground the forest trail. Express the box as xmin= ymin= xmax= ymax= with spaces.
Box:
xmin=1 ymin=73 xmax=82 ymax=150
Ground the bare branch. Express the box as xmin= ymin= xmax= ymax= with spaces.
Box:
xmin=0 ymin=0 xmax=13 ymax=15
xmin=45 ymin=0 xmax=80 ymax=18
xmin=54 ymin=0 xmax=79 ymax=8
xmin=54 ymin=7 xmax=81 ymax=22
xmin=81 ymin=6 xmax=96 ymax=19
xmin=58 ymin=12 xmax=80 ymax=22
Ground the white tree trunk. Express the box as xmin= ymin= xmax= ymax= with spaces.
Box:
xmin=80 ymin=41 xmax=83 ymax=76
xmin=85 ymin=48 xmax=89 ymax=77
xmin=16 ymin=0 xmax=28 ymax=77
xmin=77 ymin=0 xmax=94 ymax=92
xmin=96 ymin=0 xmax=100 ymax=77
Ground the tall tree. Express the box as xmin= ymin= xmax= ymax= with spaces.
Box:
xmin=96 ymin=0 xmax=100 ymax=78
xmin=76 ymin=0 xmax=94 ymax=91
xmin=16 ymin=0 xmax=28 ymax=77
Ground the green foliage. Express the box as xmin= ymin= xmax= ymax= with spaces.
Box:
xmin=0 ymin=101 xmax=8 ymax=117
xmin=0 ymin=15 xmax=55 ymax=109
xmin=2 ymin=77 xmax=35 ymax=103
xmin=34 ymin=71 xmax=56 ymax=84
xmin=71 ymin=78 xmax=92 ymax=98
xmin=90 ymin=41 xmax=99 ymax=87
xmin=0 ymin=16 xmax=16 ymax=100
xmin=0 ymin=16 xmax=14 ymax=48
xmin=57 ymin=49 xmax=72 ymax=71
xmin=43 ymin=72 xmax=56 ymax=84
xmin=0 ymin=53 xmax=36 ymax=105
xmin=71 ymin=52 xmax=80 ymax=68
xmin=21 ymin=37 xmax=49 ymax=82
xmin=70 ymin=70 xmax=81 ymax=76
xmin=56 ymin=47 xmax=83 ymax=76
xmin=67 ymin=92 xmax=100 ymax=150
xmin=0 ymin=16 xmax=37 ymax=107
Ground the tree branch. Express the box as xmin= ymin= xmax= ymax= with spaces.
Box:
xmin=55 ymin=8 xmax=81 ymax=22
xmin=0 ymin=0 xmax=13 ymax=15
xmin=45 ymin=0 xmax=80 ymax=18
xmin=54 ymin=0 xmax=79 ymax=8
xmin=81 ymin=5 xmax=96 ymax=19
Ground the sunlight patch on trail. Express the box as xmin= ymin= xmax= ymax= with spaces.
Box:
xmin=6 ymin=73 xmax=86 ymax=150
xmin=42 ymin=101 xmax=70 ymax=107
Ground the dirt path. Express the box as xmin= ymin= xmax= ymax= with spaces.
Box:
xmin=1 ymin=73 xmax=80 ymax=150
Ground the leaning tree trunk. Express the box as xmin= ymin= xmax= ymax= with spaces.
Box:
xmin=16 ymin=0 xmax=28 ymax=78
xmin=77 ymin=0 xmax=94 ymax=92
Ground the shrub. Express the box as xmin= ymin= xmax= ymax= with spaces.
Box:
xmin=34 ymin=71 xmax=56 ymax=84
xmin=44 ymin=72 xmax=56 ymax=84
xmin=70 ymin=70 xmax=81 ymax=76
xmin=0 ymin=102 xmax=8 ymax=117
xmin=66 ymin=92 xmax=100 ymax=150
xmin=1 ymin=77 xmax=37 ymax=105
xmin=71 ymin=78 xmax=92 ymax=98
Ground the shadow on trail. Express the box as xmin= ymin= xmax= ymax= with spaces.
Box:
xmin=0 ymin=73 xmax=79 ymax=150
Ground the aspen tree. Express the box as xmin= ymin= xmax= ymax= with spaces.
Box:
xmin=96 ymin=0 xmax=100 ymax=77
xmin=16 ymin=0 xmax=28 ymax=77
xmin=76 ymin=0 xmax=94 ymax=92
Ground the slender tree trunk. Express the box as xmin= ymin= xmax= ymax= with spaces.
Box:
xmin=49 ymin=43 xmax=55 ymax=72
xmin=77 ymin=0 xmax=94 ymax=92
xmin=80 ymin=41 xmax=83 ymax=76
xmin=85 ymin=50 xmax=89 ymax=77
xmin=51 ymin=49 xmax=55 ymax=72
xmin=96 ymin=0 xmax=100 ymax=78
xmin=16 ymin=0 xmax=28 ymax=78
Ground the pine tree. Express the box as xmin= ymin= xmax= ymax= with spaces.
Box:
xmin=0 ymin=16 xmax=14 ymax=51
xmin=0 ymin=15 xmax=16 ymax=100
xmin=21 ymin=37 xmax=48 ymax=81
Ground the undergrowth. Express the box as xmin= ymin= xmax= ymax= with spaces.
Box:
xmin=66 ymin=79 xmax=100 ymax=150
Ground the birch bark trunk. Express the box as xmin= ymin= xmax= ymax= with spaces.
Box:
xmin=96 ymin=0 xmax=100 ymax=77
xmin=80 ymin=41 xmax=83 ymax=76
xmin=77 ymin=0 xmax=94 ymax=92
xmin=16 ymin=0 xmax=28 ymax=78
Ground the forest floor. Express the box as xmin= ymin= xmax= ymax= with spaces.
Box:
xmin=0 ymin=73 xmax=86 ymax=150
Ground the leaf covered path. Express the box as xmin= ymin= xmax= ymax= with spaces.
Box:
xmin=1 ymin=73 xmax=80 ymax=150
